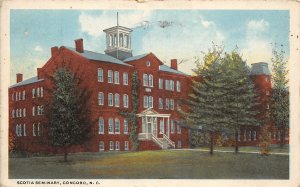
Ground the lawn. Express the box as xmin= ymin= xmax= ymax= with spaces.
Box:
xmin=9 ymin=149 xmax=289 ymax=179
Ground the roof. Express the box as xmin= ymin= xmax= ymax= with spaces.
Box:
xmin=65 ymin=47 xmax=132 ymax=67
xmin=159 ymin=65 xmax=187 ymax=76
xmin=123 ymin=53 xmax=149 ymax=62
xmin=10 ymin=76 xmax=43 ymax=88
xmin=250 ymin=62 xmax=271 ymax=75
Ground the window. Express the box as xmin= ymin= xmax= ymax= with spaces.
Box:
xmin=19 ymin=109 xmax=22 ymax=117
xmin=253 ymin=131 xmax=257 ymax=141
xmin=37 ymin=123 xmax=41 ymax=136
xmin=114 ymin=71 xmax=119 ymax=84
xmin=115 ymin=93 xmax=120 ymax=107
xmin=37 ymin=88 xmax=40 ymax=97
xmin=109 ymin=141 xmax=114 ymax=150
xmin=238 ymin=131 xmax=241 ymax=142
xmin=149 ymin=96 xmax=153 ymax=108
xmin=98 ymin=117 xmax=104 ymax=134
xmin=32 ymin=124 xmax=36 ymax=136
xmin=40 ymin=106 xmax=44 ymax=115
xmin=124 ymin=141 xmax=129 ymax=151
xmin=16 ymin=124 xmax=19 ymax=136
xmin=143 ymin=74 xmax=148 ymax=86
xmin=177 ymin=125 xmax=181 ymax=134
xmin=108 ymin=70 xmax=113 ymax=83
xmin=18 ymin=92 xmax=21 ymax=100
xmin=40 ymin=87 xmax=43 ymax=97
xmin=23 ymin=124 xmax=26 ymax=136
xmin=149 ymin=74 xmax=153 ymax=87
xmin=143 ymin=96 xmax=148 ymax=108
xmin=12 ymin=110 xmax=15 ymax=118
xmin=124 ymin=119 xmax=128 ymax=134
xmin=159 ymin=98 xmax=163 ymax=109
xmin=98 ymin=68 xmax=104 ymax=82
xmin=176 ymin=81 xmax=181 ymax=92
xmin=165 ymin=98 xmax=170 ymax=110
xmin=178 ymin=140 xmax=182 ymax=148
xmin=159 ymin=78 xmax=163 ymax=89
xmin=23 ymin=108 xmax=26 ymax=117
xmin=115 ymin=141 xmax=120 ymax=150
xmin=176 ymin=101 xmax=181 ymax=111
xmin=108 ymin=93 xmax=113 ymax=106
xmin=32 ymin=88 xmax=36 ymax=98
xmin=16 ymin=109 xmax=19 ymax=118
xmin=165 ymin=80 xmax=169 ymax=90
xmin=170 ymin=99 xmax=174 ymax=110
xmin=160 ymin=120 xmax=164 ymax=134
xmin=171 ymin=120 xmax=175 ymax=133
xmin=123 ymin=73 xmax=128 ymax=85
xmin=248 ymin=131 xmax=252 ymax=141
xmin=98 ymin=92 xmax=104 ymax=105
xmin=23 ymin=90 xmax=26 ymax=100
xmin=146 ymin=61 xmax=151 ymax=67
xmin=170 ymin=80 xmax=174 ymax=91
xmin=99 ymin=141 xmax=104 ymax=151
xmin=115 ymin=118 xmax=120 ymax=134
xmin=123 ymin=94 xmax=129 ymax=108
xmin=108 ymin=118 xmax=114 ymax=134
xmin=37 ymin=106 xmax=41 ymax=115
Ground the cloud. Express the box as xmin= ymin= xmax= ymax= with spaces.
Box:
xmin=247 ymin=19 xmax=269 ymax=32
xmin=34 ymin=45 xmax=43 ymax=52
xmin=78 ymin=11 xmax=152 ymax=37
xmin=200 ymin=16 xmax=215 ymax=28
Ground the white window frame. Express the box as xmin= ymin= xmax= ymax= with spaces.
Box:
xmin=159 ymin=78 xmax=163 ymax=89
xmin=170 ymin=80 xmax=174 ymax=91
xmin=165 ymin=98 xmax=170 ymax=110
xmin=98 ymin=92 xmax=104 ymax=105
xmin=23 ymin=124 xmax=26 ymax=136
xmin=115 ymin=118 xmax=120 ymax=134
xmin=37 ymin=123 xmax=41 ymax=136
xmin=124 ymin=119 xmax=128 ymax=134
xmin=98 ymin=68 xmax=104 ymax=82
xmin=146 ymin=60 xmax=151 ymax=67
xmin=37 ymin=87 xmax=40 ymax=97
xmin=160 ymin=120 xmax=164 ymax=134
xmin=108 ymin=70 xmax=113 ymax=83
xmin=159 ymin=98 xmax=163 ymax=109
xmin=253 ymin=131 xmax=257 ymax=141
xmin=23 ymin=108 xmax=26 ymax=117
xmin=16 ymin=124 xmax=19 ymax=136
xmin=143 ymin=96 xmax=149 ymax=108
xmin=108 ymin=93 xmax=113 ymax=106
xmin=123 ymin=72 xmax=128 ymax=85
xmin=109 ymin=141 xmax=114 ymax=150
xmin=108 ymin=118 xmax=114 ymax=134
xmin=123 ymin=94 xmax=129 ymax=108
xmin=124 ymin=141 xmax=129 ymax=151
xmin=165 ymin=80 xmax=169 ymax=90
xmin=170 ymin=99 xmax=174 ymax=110
xmin=149 ymin=74 xmax=153 ymax=87
xmin=114 ymin=71 xmax=120 ymax=84
xmin=23 ymin=90 xmax=26 ymax=100
xmin=19 ymin=109 xmax=22 ymax=117
xmin=171 ymin=120 xmax=175 ymax=134
xmin=99 ymin=141 xmax=104 ymax=151
xmin=143 ymin=74 xmax=148 ymax=86
xmin=115 ymin=141 xmax=120 ymax=151
xmin=176 ymin=81 xmax=181 ymax=92
xmin=98 ymin=117 xmax=104 ymax=134
xmin=41 ymin=87 xmax=44 ymax=97
xmin=33 ymin=123 xmax=36 ymax=136
xmin=18 ymin=92 xmax=21 ymax=100
xmin=149 ymin=96 xmax=153 ymax=108
xmin=115 ymin=93 xmax=120 ymax=107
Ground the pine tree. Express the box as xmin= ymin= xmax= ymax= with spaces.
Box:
xmin=46 ymin=67 xmax=92 ymax=162
xmin=271 ymin=46 xmax=289 ymax=146
xmin=221 ymin=51 xmax=260 ymax=153
xmin=183 ymin=45 xmax=227 ymax=155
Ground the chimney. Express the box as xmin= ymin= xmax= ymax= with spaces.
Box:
xmin=75 ymin=38 xmax=84 ymax=53
xmin=171 ymin=59 xmax=178 ymax=70
xmin=51 ymin=46 xmax=58 ymax=56
xmin=16 ymin=73 xmax=23 ymax=83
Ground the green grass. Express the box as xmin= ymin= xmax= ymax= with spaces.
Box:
xmin=9 ymin=150 xmax=289 ymax=179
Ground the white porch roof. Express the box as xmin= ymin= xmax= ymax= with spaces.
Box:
xmin=137 ymin=108 xmax=171 ymax=117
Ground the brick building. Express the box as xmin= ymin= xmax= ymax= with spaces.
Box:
xmin=8 ymin=23 xmax=288 ymax=154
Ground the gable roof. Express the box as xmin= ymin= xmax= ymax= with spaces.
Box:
xmin=10 ymin=76 xmax=43 ymax=88
xmin=159 ymin=65 xmax=187 ymax=76
xmin=65 ymin=47 xmax=132 ymax=67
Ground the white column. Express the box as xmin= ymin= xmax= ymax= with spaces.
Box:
xmin=167 ymin=117 xmax=170 ymax=138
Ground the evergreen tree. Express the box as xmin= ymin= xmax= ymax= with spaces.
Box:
xmin=46 ymin=67 xmax=92 ymax=162
xmin=183 ymin=45 xmax=227 ymax=155
xmin=271 ymin=46 xmax=289 ymax=146
xmin=221 ymin=51 xmax=260 ymax=153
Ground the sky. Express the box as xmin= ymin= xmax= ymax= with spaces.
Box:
xmin=10 ymin=10 xmax=289 ymax=84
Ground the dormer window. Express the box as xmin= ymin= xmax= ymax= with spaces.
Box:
xmin=146 ymin=61 xmax=151 ymax=67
